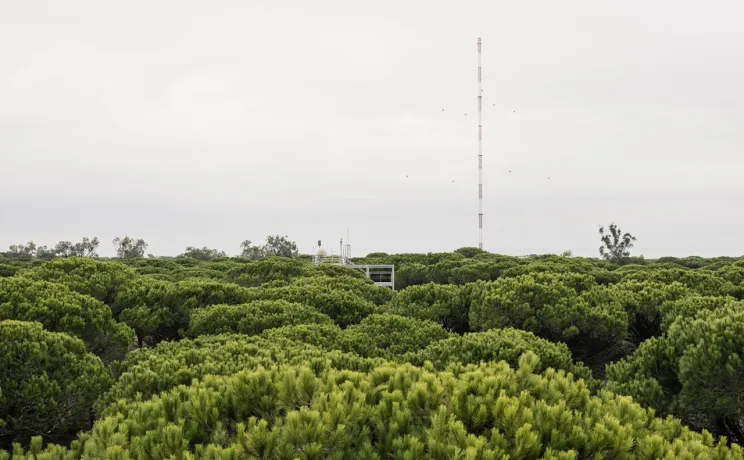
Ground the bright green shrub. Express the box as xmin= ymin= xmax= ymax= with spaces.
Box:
xmin=621 ymin=268 xmax=737 ymax=297
xmin=714 ymin=264 xmax=744 ymax=298
xmin=407 ymin=327 xmax=593 ymax=381
xmin=138 ymin=273 xmax=172 ymax=282
xmin=0 ymin=278 xmax=134 ymax=361
xmin=98 ymin=333 xmax=384 ymax=411
xmin=343 ymin=313 xmax=451 ymax=357
xmin=264 ymin=320 xmax=450 ymax=360
xmin=127 ymin=263 xmax=176 ymax=278
xmin=468 ymin=275 xmax=577 ymax=335
xmin=425 ymin=252 xmax=467 ymax=265
xmin=471 ymin=255 xmax=526 ymax=280
xmin=394 ymin=262 xmax=429 ymax=289
xmin=0 ymin=321 xmax=110 ymax=449
xmin=241 ymin=285 xmax=377 ymax=327
xmin=290 ymin=274 xmax=394 ymax=305
xmin=656 ymin=256 xmax=718 ymax=269
xmin=122 ymin=258 xmax=190 ymax=271
xmin=116 ymin=276 xmax=376 ymax=344
xmin=186 ymin=300 xmax=334 ymax=337
xmin=261 ymin=323 xmax=347 ymax=351
xmin=658 ymin=294 xmax=740 ymax=331
xmin=387 ymin=283 xmax=468 ymax=332
xmin=226 ymin=257 xmax=305 ymax=287
xmin=498 ymin=259 xmax=577 ymax=278
xmin=605 ymin=337 xmax=678 ymax=411
xmin=606 ymin=280 xmax=691 ymax=343
xmin=14 ymin=357 xmax=744 ymax=459
xmin=673 ymin=305 xmax=744 ymax=434
xmin=163 ymin=267 xmax=228 ymax=282
xmin=262 ymin=323 xmax=592 ymax=383
xmin=699 ymin=260 xmax=738 ymax=272
xmin=453 ymin=246 xmax=486 ymax=258
xmin=113 ymin=278 xmax=253 ymax=344
xmin=304 ymin=263 xmax=369 ymax=280
xmin=260 ymin=279 xmax=290 ymax=288
xmin=607 ymin=302 xmax=744 ymax=440
xmin=359 ymin=251 xmax=464 ymax=267
xmin=501 ymin=259 xmax=619 ymax=287
xmin=21 ymin=258 xmax=137 ymax=307
xmin=447 ymin=260 xmax=503 ymax=284
xmin=141 ymin=260 xmax=229 ymax=278
xmin=427 ymin=258 xmax=470 ymax=284
xmin=467 ymin=275 xmax=627 ymax=346
xmin=200 ymin=259 xmax=239 ymax=270
xmin=263 ymin=315 xmax=450 ymax=359
xmin=580 ymin=283 xmax=640 ymax=316
xmin=716 ymin=263 xmax=744 ymax=285
xmin=533 ymin=271 xmax=600 ymax=292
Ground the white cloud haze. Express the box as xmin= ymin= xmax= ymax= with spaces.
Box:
xmin=1 ymin=0 xmax=743 ymax=257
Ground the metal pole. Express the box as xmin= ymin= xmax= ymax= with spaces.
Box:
xmin=477 ymin=37 xmax=483 ymax=250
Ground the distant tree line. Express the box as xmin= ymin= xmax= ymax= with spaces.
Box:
xmin=1 ymin=224 xmax=637 ymax=262
xmin=0 ymin=234 xmax=300 ymax=261
xmin=2 ymin=237 xmax=100 ymax=259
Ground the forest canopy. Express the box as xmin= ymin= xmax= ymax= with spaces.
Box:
xmin=2 ymin=250 xmax=744 ymax=457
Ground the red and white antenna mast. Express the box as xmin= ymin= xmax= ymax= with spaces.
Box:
xmin=477 ymin=37 xmax=483 ymax=250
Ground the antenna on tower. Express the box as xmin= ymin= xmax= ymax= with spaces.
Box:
xmin=477 ymin=37 xmax=483 ymax=250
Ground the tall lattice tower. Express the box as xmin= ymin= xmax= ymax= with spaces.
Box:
xmin=477 ymin=37 xmax=483 ymax=250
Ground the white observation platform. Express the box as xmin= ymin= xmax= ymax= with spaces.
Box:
xmin=311 ymin=238 xmax=395 ymax=290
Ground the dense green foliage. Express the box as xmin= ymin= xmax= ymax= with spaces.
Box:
xmin=10 ymin=358 xmax=744 ymax=459
xmin=225 ymin=257 xmax=306 ymax=287
xmin=0 ymin=278 xmax=133 ymax=361
xmin=261 ymin=323 xmax=349 ymax=351
xmin=113 ymin=277 xmax=254 ymax=344
xmin=290 ymin=274 xmax=394 ymax=305
xmin=0 ymin=265 xmax=18 ymax=278
xmin=98 ymin=334 xmax=384 ymax=411
xmin=344 ymin=313 xmax=451 ymax=358
xmin=21 ymin=258 xmax=137 ymax=307
xmin=387 ymin=282 xmax=469 ymax=332
xmin=407 ymin=328 xmax=593 ymax=381
xmin=3 ymin=251 xmax=744 ymax=454
xmin=186 ymin=300 xmax=334 ymax=337
xmin=607 ymin=299 xmax=744 ymax=441
xmin=240 ymin=284 xmax=378 ymax=327
xmin=0 ymin=321 xmax=110 ymax=447
xmin=467 ymin=274 xmax=628 ymax=348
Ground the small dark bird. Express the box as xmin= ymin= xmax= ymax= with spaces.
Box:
xmin=442 ymin=109 xmax=444 ymax=111
xmin=513 ymin=110 xmax=515 ymax=112
xmin=509 ymin=170 xmax=511 ymax=173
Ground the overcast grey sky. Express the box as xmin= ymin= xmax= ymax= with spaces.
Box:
xmin=1 ymin=0 xmax=742 ymax=258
